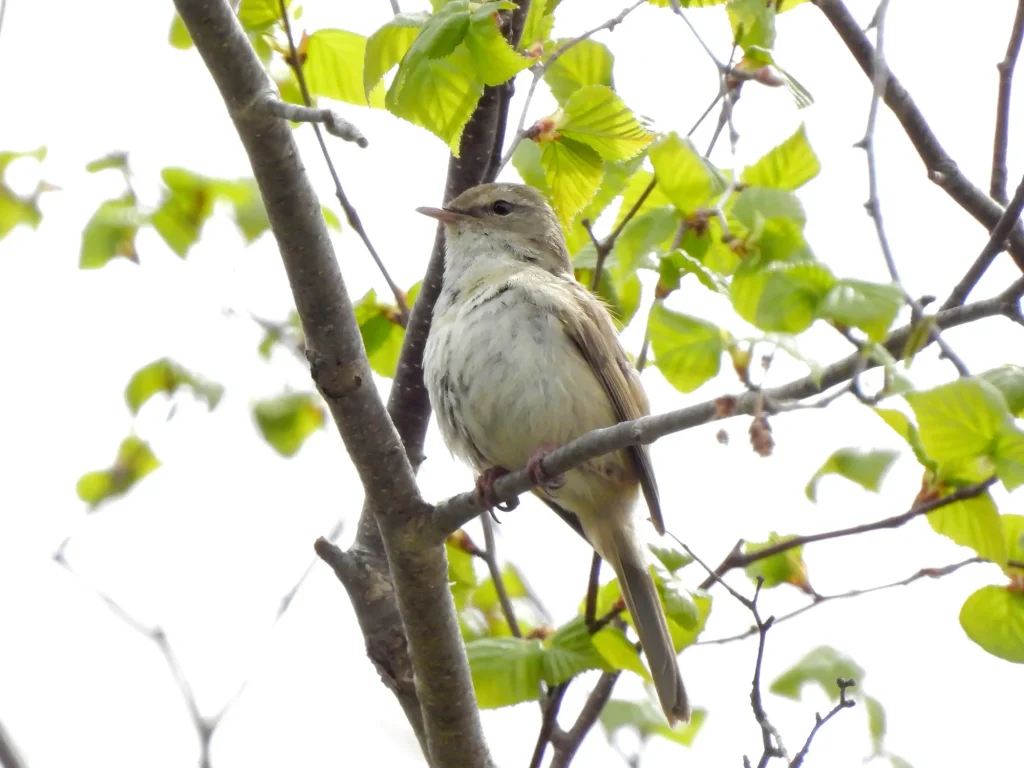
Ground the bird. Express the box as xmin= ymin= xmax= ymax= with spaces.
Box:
xmin=418 ymin=182 xmax=689 ymax=725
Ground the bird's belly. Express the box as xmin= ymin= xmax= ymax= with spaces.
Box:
xmin=435 ymin=295 xmax=616 ymax=474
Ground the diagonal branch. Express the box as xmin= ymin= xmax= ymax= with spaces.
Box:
xmin=991 ymin=0 xmax=1024 ymax=204
xmin=549 ymin=672 xmax=621 ymax=768
xmin=173 ymin=1 xmax=493 ymax=764
xmin=278 ymin=1 xmax=408 ymax=324
xmin=814 ymin=0 xmax=1024 ymax=297
xmin=431 ymin=288 xmax=1019 ymax=540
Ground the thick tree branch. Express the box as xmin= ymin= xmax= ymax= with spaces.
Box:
xmin=173 ymin=1 xmax=492 ymax=764
xmin=431 ymin=289 xmax=1018 ymax=540
xmin=991 ymin=0 xmax=1024 ymax=204
xmin=0 ymin=720 xmax=27 ymax=768
xmin=814 ymin=0 xmax=1024 ymax=293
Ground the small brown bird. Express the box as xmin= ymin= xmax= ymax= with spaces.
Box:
xmin=419 ymin=182 xmax=689 ymax=724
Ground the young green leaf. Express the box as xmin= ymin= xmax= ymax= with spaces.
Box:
xmin=648 ymin=303 xmax=725 ymax=393
xmin=76 ymin=436 xmax=161 ymax=510
xmin=540 ymin=137 xmax=604 ymax=225
xmin=464 ymin=8 xmax=532 ymax=86
xmin=125 ymin=358 xmax=223 ymax=414
xmin=253 ymin=392 xmax=326 ymax=457
xmin=466 ymin=636 xmax=545 ymax=707
xmin=0 ymin=147 xmax=47 ymax=241
xmin=727 ymin=0 xmax=776 ymax=51
xmin=731 ymin=259 xmax=835 ymax=334
xmin=905 ymin=378 xmax=1014 ymax=464
xmin=446 ymin=535 xmax=479 ymax=611
xmin=805 ymin=448 xmax=899 ymax=502
xmin=927 ymin=490 xmax=1006 ymax=566
xmin=363 ymin=12 xmax=429 ymax=97
xmin=544 ymin=39 xmax=614 ymax=104
xmin=613 ymin=169 xmax=673 ymax=229
xmin=741 ymin=124 xmax=820 ymax=190
xmin=959 ymin=585 xmax=1024 ymax=663
xmin=648 ymin=544 xmax=693 ymax=574
xmin=543 ymin=616 xmax=611 ymax=684
xmin=169 ymin=13 xmax=193 ymax=49
xmin=520 ymin=0 xmax=556 ymax=50
xmin=592 ymin=625 xmax=651 ymax=681
xmin=353 ymin=289 xmax=407 ymax=378
xmin=743 ymin=533 xmax=810 ymax=591
xmin=818 ymin=279 xmax=904 ymax=342
xmin=471 ymin=564 xmax=527 ymax=613
xmin=873 ymin=407 xmax=933 ymax=470
xmin=995 ymin=428 xmax=1024 ymax=492
xmin=771 ymin=646 xmax=865 ymax=701
xmin=556 ymin=86 xmax=654 ymax=163
xmin=649 ymin=133 xmax=726 ymax=213
xmin=80 ymin=196 xmax=142 ymax=269
xmin=979 ymin=365 xmax=1024 ymax=417
xmin=731 ymin=187 xmax=806 ymax=231
xmin=600 ymin=699 xmax=707 ymax=747
xmin=304 ymin=30 xmax=385 ymax=108
xmin=237 ymin=0 xmax=290 ymax=32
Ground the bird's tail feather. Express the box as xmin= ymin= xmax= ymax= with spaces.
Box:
xmin=603 ymin=526 xmax=690 ymax=724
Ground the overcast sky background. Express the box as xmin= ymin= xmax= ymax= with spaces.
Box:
xmin=1 ymin=1 xmax=1022 ymax=767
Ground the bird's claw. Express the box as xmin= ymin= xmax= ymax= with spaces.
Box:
xmin=526 ymin=442 xmax=566 ymax=491
xmin=476 ymin=467 xmax=519 ymax=513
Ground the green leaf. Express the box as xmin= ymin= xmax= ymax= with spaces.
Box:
xmin=512 ymin=138 xmax=550 ymax=196
xmin=257 ymin=311 xmax=304 ymax=359
xmin=149 ymin=168 xmax=214 ymax=257
xmin=540 ymin=137 xmax=604 ymax=225
xmin=805 ymin=448 xmax=899 ymax=502
xmin=657 ymin=248 xmax=722 ymax=296
xmin=86 ymin=152 xmax=129 ymax=174
xmin=125 ymin=359 xmax=223 ymax=414
xmin=927 ymin=490 xmax=1006 ymax=566
xmin=771 ymin=646 xmax=864 ymax=701
xmin=959 ymin=585 xmax=1024 ymax=663
xmin=237 ymin=0 xmax=290 ymax=31
xmin=169 ymin=13 xmax=192 ymax=49
xmin=464 ymin=8 xmax=533 ymax=86
xmin=666 ymin=590 xmax=711 ymax=651
xmin=741 ymin=124 xmax=819 ymax=190
xmin=614 ymin=169 xmax=674 ymax=229
xmin=363 ymin=12 xmax=429 ymax=97
xmin=466 ymin=636 xmax=545 ymax=707
xmin=649 ymin=133 xmax=726 ymax=213
xmin=979 ymin=365 xmax=1024 ymax=417
xmin=556 ymin=86 xmax=653 ymax=163
xmin=353 ymin=289 xmax=406 ymax=378
xmin=0 ymin=147 xmax=47 ymax=241
xmin=866 ymin=695 xmax=886 ymax=756
xmin=386 ymin=45 xmax=482 ymax=155
xmin=818 ymin=279 xmax=903 ymax=342
xmin=544 ymin=616 xmax=611 ymax=684
xmin=905 ymin=378 xmax=1013 ymax=464
xmin=592 ymin=625 xmax=651 ymax=681
xmin=253 ymin=393 xmax=326 ymax=457
xmin=215 ymin=178 xmax=270 ymax=243
xmin=873 ymin=407 xmax=933 ymax=470
xmin=648 ymin=544 xmax=693 ymax=574
xmin=731 ymin=187 xmax=806 ymax=231
xmin=471 ymin=564 xmax=527 ymax=613
xmin=744 ymin=533 xmax=810 ymax=591
xmin=656 ymin=574 xmax=700 ymax=629
xmin=80 ymin=196 xmax=142 ymax=269
xmin=76 ymin=437 xmax=161 ymax=510
xmin=544 ymin=39 xmax=614 ymax=104
xmin=520 ymin=0 xmax=555 ymax=49
xmin=304 ymin=30 xmax=385 ymax=108
xmin=648 ymin=303 xmax=725 ymax=393
xmin=995 ymin=427 xmax=1024 ymax=492
xmin=727 ymin=0 xmax=776 ymax=50
xmin=322 ymin=206 xmax=341 ymax=231
xmin=600 ymin=699 xmax=707 ymax=745
xmin=446 ymin=536 xmax=479 ymax=611
xmin=731 ymin=259 xmax=835 ymax=334
xmin=1003 ymin=515 xmax=1024 ymax=575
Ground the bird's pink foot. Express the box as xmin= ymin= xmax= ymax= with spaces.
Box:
xmin=476 ymin=467 xmax=518 ymax=513
xmin=526 ymin=442 xmax=566 ymax=491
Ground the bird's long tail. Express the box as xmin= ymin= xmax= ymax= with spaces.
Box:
xmin=601 ymin=525 xmax=689 ymax=724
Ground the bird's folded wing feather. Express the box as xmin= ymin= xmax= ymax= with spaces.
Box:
xmin=557 ymin=282 xmax=664 ymax=534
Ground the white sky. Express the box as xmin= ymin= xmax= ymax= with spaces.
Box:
xmin=1 ymin=1 xmax=1022 ymax=767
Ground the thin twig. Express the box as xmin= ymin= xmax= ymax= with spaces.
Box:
xmin=478 ymin=513 xmax=522 ymax=637
xmin=668 ymin=0 xmax=725 ymax=71
xmin=530 ymin=683 xmax=569 ymax=768
xmin=991 ymin=0 xmax=1024 ymax=204
xmin=254 ymin=92 xmax=367 ymax=146
xmin=697 ymin=557 xmax=983 ymax=646
xmin=856 ymin=0 xmax=968 ymax=376
xmin=549 ymin=672 xmax=621 ymax=768
xmin=587 ymin=176 xmax=658 ymax=291
xmin=497 ymin=1 xmax=645 ymax=174
xmin=747 ymin=581 xmax=787 ymax=767
xmin=943 ymin=171 xmax=1024 ymax=310
xmin=277 ymin=517 xmax=345 ymax=618
xmin=788 ymin=679 xmax=857 ymax=768
xmin=279 ymin=0 xmax=409 ymax=324
xmin=389 ymin=0 xmax=400 ymax=15
xmin=697 ymin=477 xmax=996 ymax=591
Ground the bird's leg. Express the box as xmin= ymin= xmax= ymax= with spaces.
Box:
xmin=526 ymin=441 xmax=566 ymax=490
xmin=476 ymin=466 xmax=519 ymax=513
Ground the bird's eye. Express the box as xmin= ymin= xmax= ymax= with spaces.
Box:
xmin=491 ymin=200 xmax=513 ymax=216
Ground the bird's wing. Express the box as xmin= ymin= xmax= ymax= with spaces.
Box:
xmin=555 ymin=281 xmax=664 ymax=534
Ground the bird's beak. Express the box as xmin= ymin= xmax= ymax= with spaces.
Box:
xmin=416 ymin=206 xmax=465 ymax=224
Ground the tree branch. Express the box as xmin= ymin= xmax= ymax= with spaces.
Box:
xmin=0 ymin=720 xmax=27 ymax=768
xmin=431 ymin=288 xmax=1017 ymax=541
xmin=788 ymin=679 xmax=857 ymax=768
xmin=549 ymin=672 xmax=621 ymax=768
xmin=698 ymin=477 xmax=996 ymax=591
xmin=254 ymin=92 xmax=368 ymax=146
xmin=814 ymin=0 xmax=1024 ymax=292
xmin=991 ymin=0 xmax=1024 ymax=204
xmin=173 ymin=1 xmax=493 ymax=764
xmin=478 ymin=514 xmax=522 ymax=637
xmin=747 ymin=583 xmax=786 ymax=768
